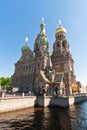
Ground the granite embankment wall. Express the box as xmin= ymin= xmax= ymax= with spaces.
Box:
xmin=0 ymin=95 xmax=87 ymax=113
xmin=0 ymin=96 xmax=37 ymax=113
xmin=37 ymin=95 xmax=87 ymax=107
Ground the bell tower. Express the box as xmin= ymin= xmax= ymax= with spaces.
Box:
xmin=51 ymin=20 xmax=76 ymax=94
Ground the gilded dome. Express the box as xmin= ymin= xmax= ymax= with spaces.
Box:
xmin=55 ymin=20 xmax=67 ymax=35
xmin=55 ymin=27 xmax=67 ymax=34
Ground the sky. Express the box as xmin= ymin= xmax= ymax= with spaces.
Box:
xmin=0 ymin=0 xmax=87 ymax=86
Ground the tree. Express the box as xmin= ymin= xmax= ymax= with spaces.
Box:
xmin=0 ymin=77 xmax=11 ymax=89
xmin=5 ymin=77 xmax=11 ymax=88
xmin=0 ymin=78 xmax=1 ymax=88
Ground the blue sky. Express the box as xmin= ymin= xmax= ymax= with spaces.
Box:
xmin=0 ymin=0 xmax=87 ymax=85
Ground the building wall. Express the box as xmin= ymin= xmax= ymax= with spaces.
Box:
xmin=11 ymin=49 xmax=35 ymax=91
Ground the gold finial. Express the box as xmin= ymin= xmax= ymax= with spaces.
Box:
xmin=25 ymin=37 xmax=28 ymax=45
xmin=59 ymin=19 xmax=62 ymax=27
xmin=42 ymin=17 xmax=44 ymax=23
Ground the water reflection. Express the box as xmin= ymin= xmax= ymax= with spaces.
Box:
xmin=0 ymin=101 xmax=87 ymax=130
xmin=69 ymin=101 xmax=87 ymax=130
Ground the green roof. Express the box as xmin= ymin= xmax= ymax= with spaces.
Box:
xmin=76 ymin=82 xmax=81 ymax=88
xmin=54 ymin=74 xmax=64 ymax=83
xmin=21 ymin=45 xmax=29 ymax=53
xmin=40 ymin=23 xmax=45 ymax=28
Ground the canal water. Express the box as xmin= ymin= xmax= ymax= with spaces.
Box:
xmin=0 ymin=101 xmax=87 ymax=130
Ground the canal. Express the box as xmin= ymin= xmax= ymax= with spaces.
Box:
xmin=0 ymin=101 xmax=87 ymax=130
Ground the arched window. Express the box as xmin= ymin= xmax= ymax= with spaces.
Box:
xmin=62 ymin=42 xmax=65 ymax=48
xmin=38 ymin=63 xmax=40 ymax=68
xmin=18 ymin=67 xmax=19 ymax=72
xmin=57 ymin=43 xmax=60 ymax=49
xmin=17 ymin=77 xmax=18 ymax=82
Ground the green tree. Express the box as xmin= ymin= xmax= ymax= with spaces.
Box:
xmin=0 ymin=78 xmax=1 ymax=88
xmin=0 ymin=77 xmax=6 ymax=87
xmin=0 ymin=77 xmax=11 ymax=89
xmin=5 ymin=77 xmax=11 ymax=88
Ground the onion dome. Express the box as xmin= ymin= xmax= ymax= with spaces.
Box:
xmin=40 ymin=22 xmax=45 ymax=28
xmin=55 ymin=20 xmax=67 ymax=35
xmin=21 ymin=45 xmax=29 ymax=53
xmin=21 ymin=37 xmax=30 ymax=53
xmin=39 ymin=37 xmax=49 ymax=45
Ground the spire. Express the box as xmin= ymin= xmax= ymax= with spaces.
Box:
xmin=40 ymin=17 xmax=46 ymax=35
xmin=47 ymin=56 xmax=52 ymax=68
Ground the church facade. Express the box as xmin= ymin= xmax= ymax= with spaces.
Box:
xmin=11 ymin=19 xmax=77 ymax=95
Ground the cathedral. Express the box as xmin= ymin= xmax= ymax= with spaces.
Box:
xmin=11 ymin=18 xmax=78 ymax=95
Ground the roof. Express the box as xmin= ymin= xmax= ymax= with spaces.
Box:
xmin=21 ymin=45 xmax=30 ymax=53
xmin=55 ymin=20 xmax=67 ymax=35
xmin=54 ymin=72 xmax=64 ymax=83
xmin=71 ymin=83 xmax=79 ymax=92
xmin=76 ymin=81 xmax=81 ymax=88
xmin=55 ymin=27 xmax=67 ymax=34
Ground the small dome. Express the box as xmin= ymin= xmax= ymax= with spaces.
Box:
xmin=40 ymin=23 xmax=45 ymax=28
xmin=21 ymin=45 xmax=29 ymax=53
xmin=55 ymin=27 xmax=67 ymax=34
xmin=55 ymin=19 xmax=67 ymax=35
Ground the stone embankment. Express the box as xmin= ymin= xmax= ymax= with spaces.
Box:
xmin=0 ymin=94 xmax=87 ymax=113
